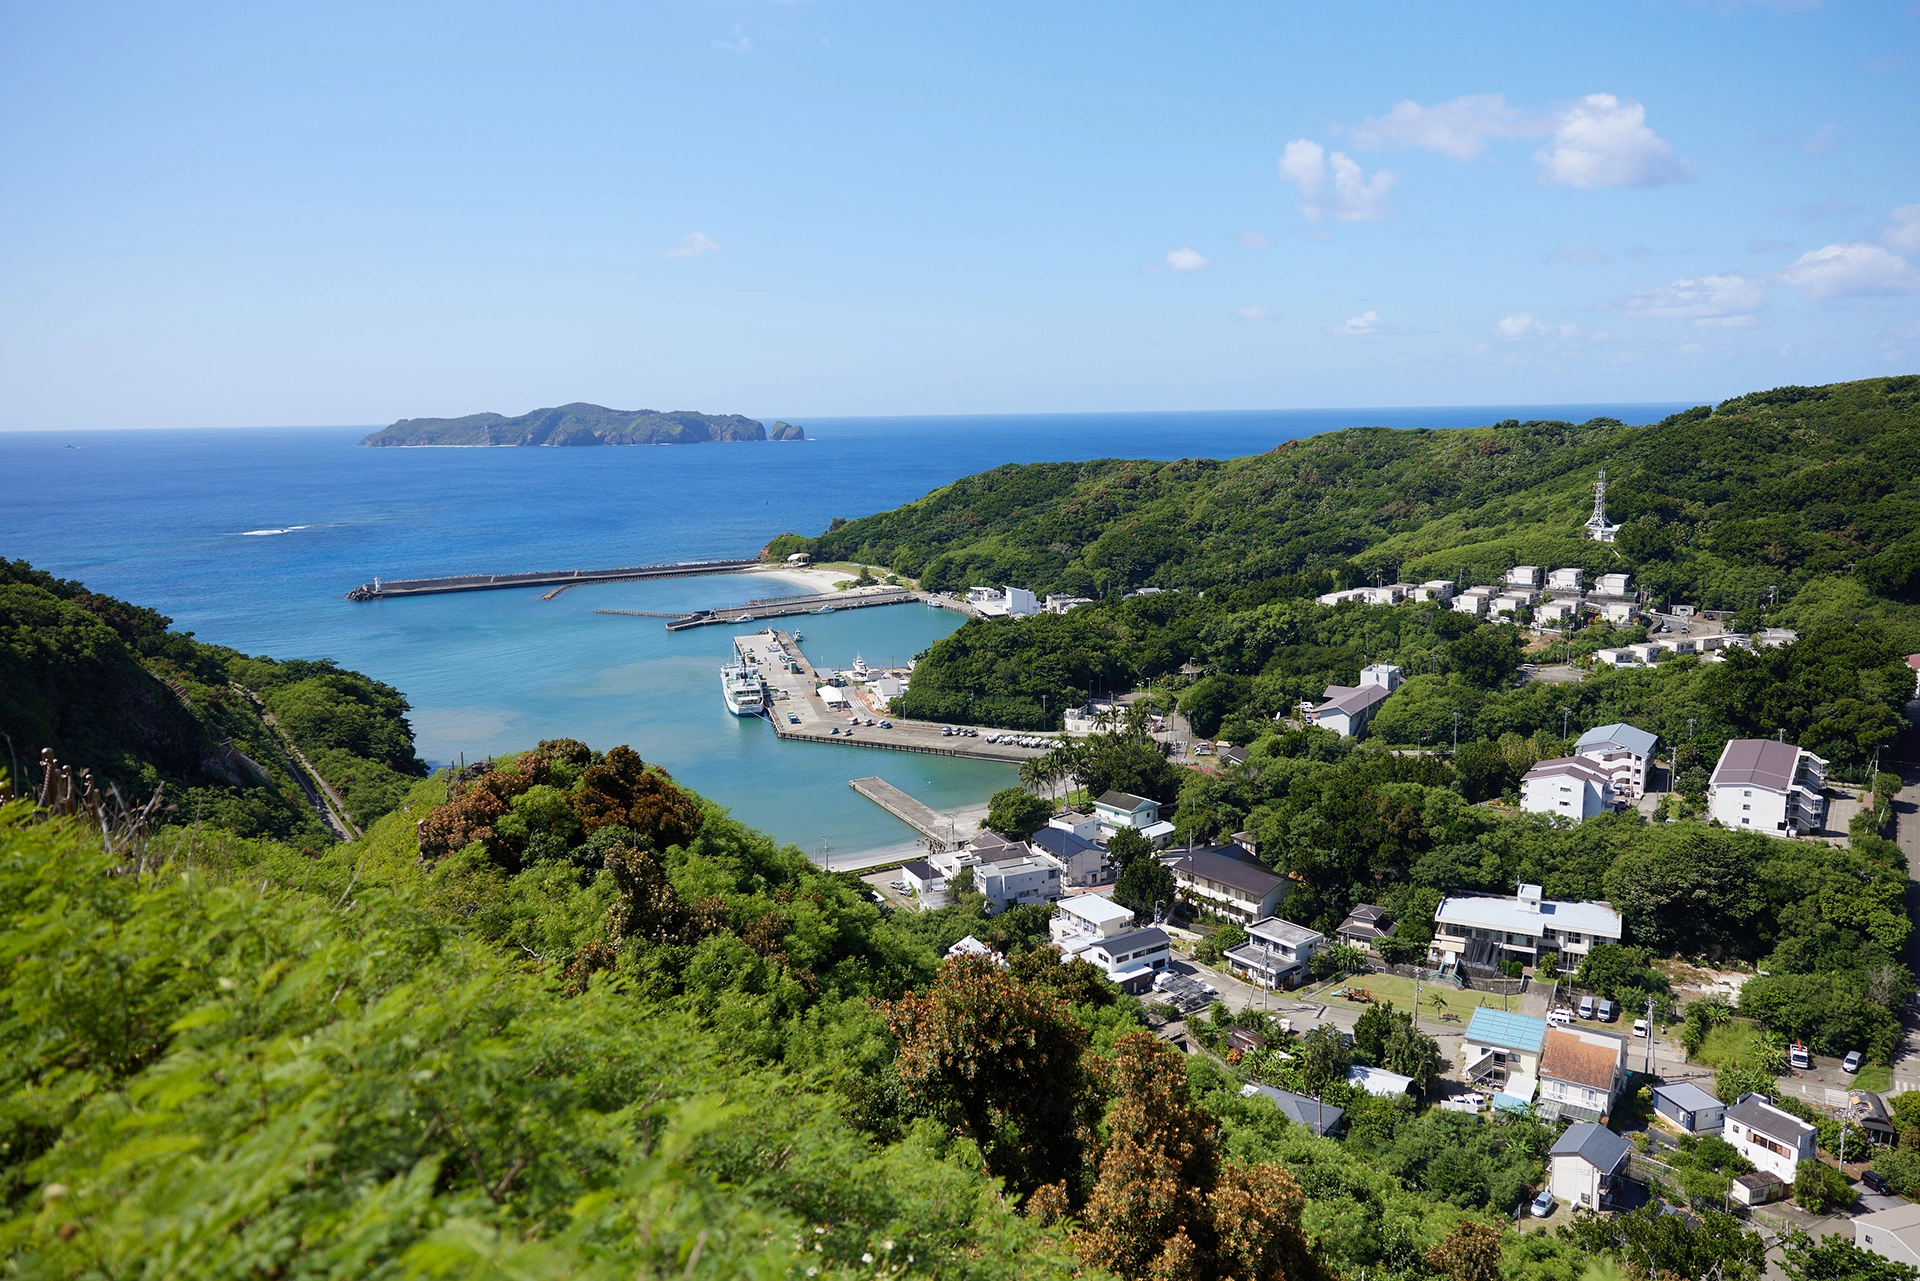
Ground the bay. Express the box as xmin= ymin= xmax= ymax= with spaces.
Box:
xmin=0 ymin=402 xmax=1694 ymax=854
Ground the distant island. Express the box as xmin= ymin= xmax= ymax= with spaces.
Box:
xmin=360 ymin=403 xmax=806 ymax=447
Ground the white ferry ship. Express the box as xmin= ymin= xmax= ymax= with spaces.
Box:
xmin=720 ymin=662 xmax=767 ymax=716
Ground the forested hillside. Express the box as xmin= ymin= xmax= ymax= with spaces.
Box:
xmin=780 ymin=376 xmax=1920 ymax=612
xmin=362 ymin=402 xmax=782 ymax=446
xmin=0 ymin=559 xmax=425 ymax=839
xmin=0 ymin=742 xmax=1662 ymax=1281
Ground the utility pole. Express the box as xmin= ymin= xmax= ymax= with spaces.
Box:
xmin=1644 ymin=996 xmax=1656 ymax=1076
xmin=1561 ymin=706 xmax=1573 ymax=742
xmin=1452 ymin=711 xmax=1461 ymax=753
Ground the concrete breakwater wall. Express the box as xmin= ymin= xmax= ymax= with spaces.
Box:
xmin=345 ymin=558 xmax=761 ymax=600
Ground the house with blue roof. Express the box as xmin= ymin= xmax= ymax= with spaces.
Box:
xmin=1461 ymin=1007 xmax=1549 ymax=1104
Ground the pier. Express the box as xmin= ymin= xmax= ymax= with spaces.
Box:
xmin=345 ymin=557 xmax=761 ymax=601
xmin=657 ymin=586 xmax=920 ymax=630
xmin=849 ymin=778 xmax=987 ymax=851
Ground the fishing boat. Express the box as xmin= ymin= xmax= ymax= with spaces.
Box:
xmin=811 ymin=605 xmax=835 ymax=614
xmin=720 ymin=662 xmax=767 ymax=716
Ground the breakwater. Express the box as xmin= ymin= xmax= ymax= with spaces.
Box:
xmin=654 ymin=587 xmax=921 ymax=630
xmin=345 ymin=558 xmax=761 ymax=600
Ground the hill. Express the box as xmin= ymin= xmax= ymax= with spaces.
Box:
xmin=0 ymin=559 xmax=426 ymax=839
xmin=361 ymin=402 xmax=804 ymax=446
xmin=778 ymin=376 xmax=1920 ymax=613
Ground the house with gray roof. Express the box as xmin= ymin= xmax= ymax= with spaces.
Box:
xmin=1709 ymin=739 xmax=1828 ymax=836
xmin=1548 ymin=1122 xmax=1630 ymax=1210
xmin=1575 ymin=723 xmax=1659 ymax=799
xmin=1652 ymin=1080 xmax=1726 ymax=1135
xmin=1173 ymin=846 xmax=1288 ymax=925
xmin=1725 ymin=1092 xmax=1817 ymax=1182
xmin=1078 ymin=926 xmax=1171 ymax=994
xmin=1223 ymin=915 xmax=1324 ymax=988
xmin=1430 ymin=883 xmax=1622 ymax=971
xmin=1240 ymin=1083 xmax=1345 ymax=1137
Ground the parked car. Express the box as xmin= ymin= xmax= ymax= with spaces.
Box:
xmin=1633 ymin=1018 xmax=1651 ymax=1038
xmin=1845 ymin=1050 xmax=1863 ymax=1074
xmin=1864 ymin=1170 xmax=1892 ymax=1195
xmin=1548 ymin=1008 xmax=1573 ymax=1026
xmin=1790 ymin=1042 xmax=1812 ymax=1069
xmin=1577 ymin=996 xmax=1595 ymax=1020
xmin=1530 ymin=1190 xmax=1555 ymax=1218
xmin=1596 ymin=998 xmax=1616 ymax=1023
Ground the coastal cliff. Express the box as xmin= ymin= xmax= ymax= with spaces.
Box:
xmin=361 ymin=402 xmax=804 ymax=446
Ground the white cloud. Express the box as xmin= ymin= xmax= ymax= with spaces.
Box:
xmin=1779 ymin=243 xmax=1920 ymax=300
xmin=1278 ymin=139 xmax=1396 ymax=221
xmin=1235 ymin=229 xmax=1271 ymax=249
xmin=1883 ymin=205 xmax=1920 ymax=255
xmin=713 ymin=24 xmax=752 ymax=54
xmin=1621 ymin=274 xmax=1764 ymax=324
xmin=1550 ymin=240 xmax=1610 ymax=265
xmin=1533 ymin=94 xmax=1693 ymax=189
xmin=1351 ymin=93 xmax=1544 ymax=161
xmin=1495 ymin=313 xmax=1549 ymax=339
xmin=1165 ymin=247 xmax=1211 ymax=271
xmin=663 ymin=232 xmax=720 ymax=259
xmin=1331 ymin=310 xmax=1386 ymax=336
xmin=1235 ymin=305 xmax=1269 ymax=322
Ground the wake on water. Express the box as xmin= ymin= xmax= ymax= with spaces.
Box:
xmin=238 ymin=525 xmax=310 ymax=536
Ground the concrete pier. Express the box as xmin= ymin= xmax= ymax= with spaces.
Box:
xmin=660 ymin=586 xmax=919 ymax=630
xmin=849 ymin=778 xmax=986 ymax=851
xmin=346 ymin=557 xmax=761 ymax=601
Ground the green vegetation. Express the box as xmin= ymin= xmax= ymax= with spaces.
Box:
xmin=363 ymin=402 xmax=780 ymax=446
xmin=0 ymin=559 xmax=425 ymax=840
xmin=1781 ymin=1230 xmax=1920 ymax=1281
xmin=985 ymin=785 xmax=1053 ymax=840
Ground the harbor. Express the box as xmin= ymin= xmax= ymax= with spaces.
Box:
xmin=650 ymin=585 xmax=922 ymax=630
xmin=733 ymin=626 xmax=1060 ymax=764
xmin=344 ymin=557 xmax=762 ymax=600
xmin=848 ymin=777 xmax=988 ymax=851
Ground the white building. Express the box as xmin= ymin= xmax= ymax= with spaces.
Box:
xmin=1300 ymin=663 xmax=1402 ymax=740
xmin=1547 ymin=567 xmax=1585 ymax=593
xmin=966 ymin=586 xmax=1040 ymax=618
xmin=1520 ymin=757 xmax=1613 ymax=821
xmin=1725 ymin=1092 xmax=1817 ymax=1183
xmin=1044 ymin=594 xmax=1093 ymax=614
xmin=1415 ymin=580 xmax=1457 ymax=602
xmin=1507 ymin=566 xmax=1543 ymax=588
xmin=1050 ymin=892 xmax=1138 ymax=950
xmin=1431 ymin=884 xmax=1623 ymax=970
xmin=1093 ymin=790 xmax=1160 ymax=834
xmin=1575 ymin=723 xmax=1659 ymax=800
xmin=1855 ymin=1205 xmax=1920 ymax=1272
xmin=1548 ymin=1123 xmax=1630 ymax=1211
xmin=1708 ymin=739 xmax=1828 ymax=836
xmin=973 ymin=851 xmax=1063 ymax=913
xmin=1451 ymin=587 xmax=1495 ymax=615
xmin=1175 ymin=847 xmax=1290 ymax=926
xmin=1599 ymin=599 xmax=1638 ymax=625
xmin=1222 ymin=915 xmax=1324 ymax=988
xmin=1461 ymin=1008 xmax=1549 ymax=1105
xmin=1595 ymin=572 xmax=1632 ymax=596
xmin=1077 ymin=926 xmax=1172 ymax=994
xmin=1536 ymin=599 xmax=1583 ymax=625
xmin=1539 ymin=1026 xmax=1628 ymax=1123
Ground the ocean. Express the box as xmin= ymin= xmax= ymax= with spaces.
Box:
xmin=0 ymin=402 xmax=1694 ymax=855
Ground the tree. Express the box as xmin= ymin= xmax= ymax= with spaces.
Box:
xmin=1566 ymin=1203 xmax=1765 ymax=1281
xmin=1295 ymin=1023 xmax=1351 ymax=1097
xmin=885 ymin=953 xmax=1099 ymax=1199
xmin=1425 ymin=1220 xmax=1504 ymax=1281
xmin=1114 ymin=855 xmax=1175 ymax=925
xmin=1180 ymin=674 xmax=1252 ymax=739
xmin=1107 ymin=825 xmax=1152 ymax=869
xmin=1781 ymin=1230 xmax=1920 ymax=1281
xmin=1447 ymin=626 xmax=1524 ymax=690
xmin=1794 ymin=1160 xmax=1853 ymax=1215
xmin=986 ymin=786 xmax=1054 ymax=840
xmin=1681 ymin=995 xmax=1733 ymax=1058
xmin=1077 ymin=1033 xmax=1329 ymax=1281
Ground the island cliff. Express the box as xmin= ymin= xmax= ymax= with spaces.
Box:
xmin=360 ymin=402 xmax=805 ymax=446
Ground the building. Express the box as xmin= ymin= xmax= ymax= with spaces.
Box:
xmin=1347 ymin=1065 xmax=1418 ymax=1098
xmin=973 ymin=851 xmax=1063 ymax=913
xmin=1507 ymin=566 xmax=1543 ymax=588
xmin=1520 ymin=757 xmax=1614 ymax=822
xmin=1575 ymin=723 xmax=1660 ymax=800
xmin=1599 ymin=598 xmax=1638 ymax=625
xmin=1451 ymin=588 xmax=1493 ymax=615
xmin=1595 ymin=572 xmax=1632 ymax=596
xmin=1301 ymin=664 xmax=1403 ymax=740
xmin=1078 ymin=926 xmax=1172 ymax=994
xmin=1548 ymin=567 xmax=1585 ymax=592
xmin=946 ymin=935 xmax=1003 ymax=964
xmin=1461 ymin=1008 xmax=1549 ymax=1105
xmin=1586 ymin=471 xmax=1622 ymax=543
xmin=1415 ymin=580 xmax=1457 ymax=602
xmin=966 ymin=586 xmax=1041 ymax=618
xmin=1652 ymin=1080 xmax=1727 ymax=1135
xmin=1854 ymin=1204 xmax=1920 ymax=1271
xmin=1050 ymin=892 xmax=1137 ymax=950
xmin=1538 ymin=1026 xmax=1629 ymax=1123
xmin=1044 ymin=594 xmax=1093 ymax=614
xmin=1709 ymin=739 xmax=1829 ymax=836
xmin=1430 ymin=884 xmax=1624 ymax=970
xmin=900 ymin=859 xmax=945 ymax=903
xmin=1853 ymin=1091 xmax=1897 ymax=1148
xmin=1240 ymin=1083 xmax=1345 ymax=1137
xmin=1174 ymin=847 xmax=1290 ymax=924
xmin=1335 ymin=904 xmax=1396 ymax=953
xmin=1548 ymin=1123 xmax=1631 ymax=1210
xmin=1536 ymin=599 xmax=1583 ymax=625
xmin=1030 ymin=824 xmax=1112 ymax=886
xmin=1094 ymin=790 xmax=1160 ymax=834
xmin=1725 ymin=1092 xmax=1818 ymax=1183
xmin=1223 ymin=915 xmax=1325 ymax=988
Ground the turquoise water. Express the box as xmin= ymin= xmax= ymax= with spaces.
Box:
xmin=0 ymin=402 xmax=1692 ymax=853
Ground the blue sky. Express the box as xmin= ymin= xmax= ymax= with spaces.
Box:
xmin=2 ymin=2 xmax=1917 ymax=429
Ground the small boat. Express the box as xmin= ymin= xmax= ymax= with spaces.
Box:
xmin=792 ymin=630 xmax=804 ymax=642
xmin=811 ymin=606 xmax=835 ymax=614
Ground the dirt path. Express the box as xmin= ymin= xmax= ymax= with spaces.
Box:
xmin=231 ymin=683 xmax=361 ymax=841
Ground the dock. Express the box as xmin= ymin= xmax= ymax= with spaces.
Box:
xmin=659 ymin=586 xmax=920 ymax=630
xmin=749 ymin=627 xmax=1058 ymax=764
xmin=345 ymin=557 xmax=761 ymax=601
xmin=849 ymin=778 xmax=986 ymax=851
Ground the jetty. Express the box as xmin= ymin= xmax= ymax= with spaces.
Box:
xmin=345 ymin=557 xmax=761 ymax=601
xmin=849 ymin=778 xmax=986 ymax=851
xmin=657 ymin=586 xmax=919 ymax=631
